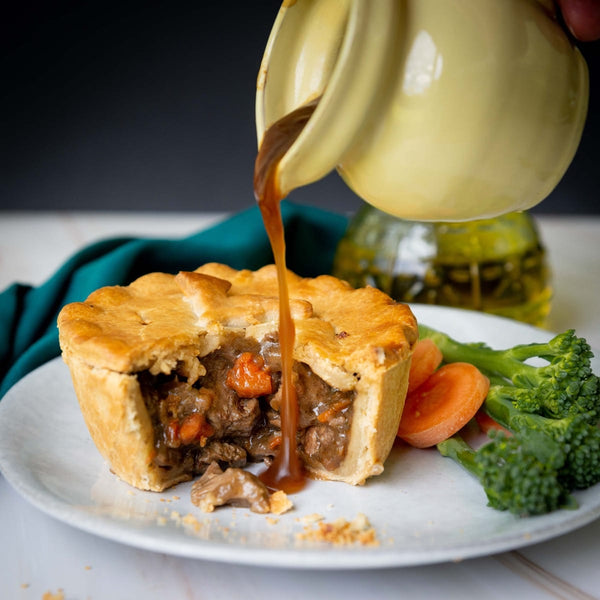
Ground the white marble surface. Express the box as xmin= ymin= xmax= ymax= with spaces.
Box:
xmin=1 ymin=211 xmax=599 ymax=600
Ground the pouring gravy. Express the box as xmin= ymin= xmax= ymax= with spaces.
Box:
xmin=253 ymin=100 xmax=318 ymax=493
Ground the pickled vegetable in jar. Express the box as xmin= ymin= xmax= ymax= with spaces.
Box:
xmin=332 ymin=205 xmax=552 ymax=327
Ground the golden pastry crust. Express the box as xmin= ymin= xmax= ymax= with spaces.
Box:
xmin=58 ymin=264 xmax=418 ymax=491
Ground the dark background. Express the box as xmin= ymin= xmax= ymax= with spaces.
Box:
xmin=1 ymin=1 xmax=598 ymax=215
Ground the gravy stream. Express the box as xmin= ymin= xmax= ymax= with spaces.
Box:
xmin=253 ymin=100 xmax=318 ymax=493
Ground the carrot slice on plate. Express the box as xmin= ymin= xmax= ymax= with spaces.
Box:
xmin=407 ymin=338 xmax=443 ymax=394
xmin=398 ymin=362 xmax=490 ymax=448
xmin=475 ymin=409 xmax=512 ymax=437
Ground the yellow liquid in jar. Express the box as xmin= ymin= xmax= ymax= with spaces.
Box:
xmin=332 ymin=206 xmax=552 ymax=327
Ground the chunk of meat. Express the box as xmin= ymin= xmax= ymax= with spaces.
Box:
xmin=303 ymin=424 xmax=345 ymax=471
xmin=195 ymin=440 xmax=247 ymax=471
xmin=239 ymin=427 xmax=281 ymax=461
xmin=191 ymin=462 xmax=271 ymax=513
xmin=158 ymin=383 xmax=214 ymax=422
xmin=207 ymin=397 xmax=261 ymax=438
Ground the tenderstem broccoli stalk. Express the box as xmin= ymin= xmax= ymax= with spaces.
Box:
xmin=418 ymin=325 xmax=599 ymax=422
xmin=437 ymin=432 xmax=573 ymax=516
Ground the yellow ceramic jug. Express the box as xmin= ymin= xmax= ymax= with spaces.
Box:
xmin=256 ymin=0 xmax=588 ymax=221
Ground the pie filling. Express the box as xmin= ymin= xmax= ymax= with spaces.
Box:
xmin=139 ymin=334 xmax=355 ymax=481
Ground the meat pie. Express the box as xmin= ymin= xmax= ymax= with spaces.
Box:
xmin=57 ymin=263 xmax=418 ymax=492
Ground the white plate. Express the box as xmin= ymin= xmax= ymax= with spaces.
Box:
xmin=1 ymin=305 xmax=600 ymax=569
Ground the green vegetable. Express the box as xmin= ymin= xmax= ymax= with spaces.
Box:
xmin=418 ymin=325 xmax=599 ymax=422
xmin=437 ymin=432 xmax=574 ymax=516
xmin=484 ymin=384 xmax=600 ymax=490
xmin=422 ymin=324 xmax=600 ymax=515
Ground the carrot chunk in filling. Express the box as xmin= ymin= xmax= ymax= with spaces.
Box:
xmin=179 ymin=413 xmax=214 ymax=445
xmin=226 ymin=352 xmax=273 ymax=398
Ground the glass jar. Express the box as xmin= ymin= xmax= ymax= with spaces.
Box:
xmin=332 ymin=205 xmax=552 ymax=327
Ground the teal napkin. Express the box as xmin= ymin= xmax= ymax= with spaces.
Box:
xmin=0 ymin=202 xmax=348 ymax=398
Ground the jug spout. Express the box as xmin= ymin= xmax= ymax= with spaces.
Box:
xmin=256 ymin=0 xmax=401 ymax=199
xmin=256 ymin=0 xmax=589 ymax=221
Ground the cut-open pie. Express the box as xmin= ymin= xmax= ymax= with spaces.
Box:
xmin=57 ymin=263 xmax=418 ymax=492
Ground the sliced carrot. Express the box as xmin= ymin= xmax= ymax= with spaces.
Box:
xmin=317 ymin=399 xmax=352 ymax=423
xmin=397 ymin=362 xmax=490 ymax=448
xmin=226 ymin=352 xmax=273 ymax=398
xmin=269 ymin=435 xmax=282 ymax=450
xmin=407 ymin=338 xmax=443 ymax=394
xmin=179 ymin=413 xmax=214 ymax=445
xmin=475 ymin=410 xmax=512 ymax=437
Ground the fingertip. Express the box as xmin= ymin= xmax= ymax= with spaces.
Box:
xmin=557 ymin=0 xmax=600 ymax=42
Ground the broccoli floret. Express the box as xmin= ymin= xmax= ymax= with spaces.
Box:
xmin=437 ymin=432 xmax=573 ymax=516
xmin=484 ymin=385 xmax=600 ymax=490
xmin=419 ymin=325 xmax=599 ymax=422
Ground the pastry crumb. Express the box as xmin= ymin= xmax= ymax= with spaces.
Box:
xmin=296 ymin=513 xmax=379 ymax=547
xmin=269 ymin=490 xmax=293 ymax=515
xmin=265 ymin=516 xmax=279 ymax=525
xmin=298 ymin=512 xmax=324 ymax=524
xmin=42 ymin=590 xmax=65 ymax=600
xmin=182 ymin=513 xmax=203 ymax=532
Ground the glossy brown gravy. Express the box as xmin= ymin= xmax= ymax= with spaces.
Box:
xmin=253 ymin=99 xmax=318 ymax=493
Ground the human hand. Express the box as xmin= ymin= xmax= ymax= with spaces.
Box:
xmin=556 ymin=0 xmax=600 ymax=41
